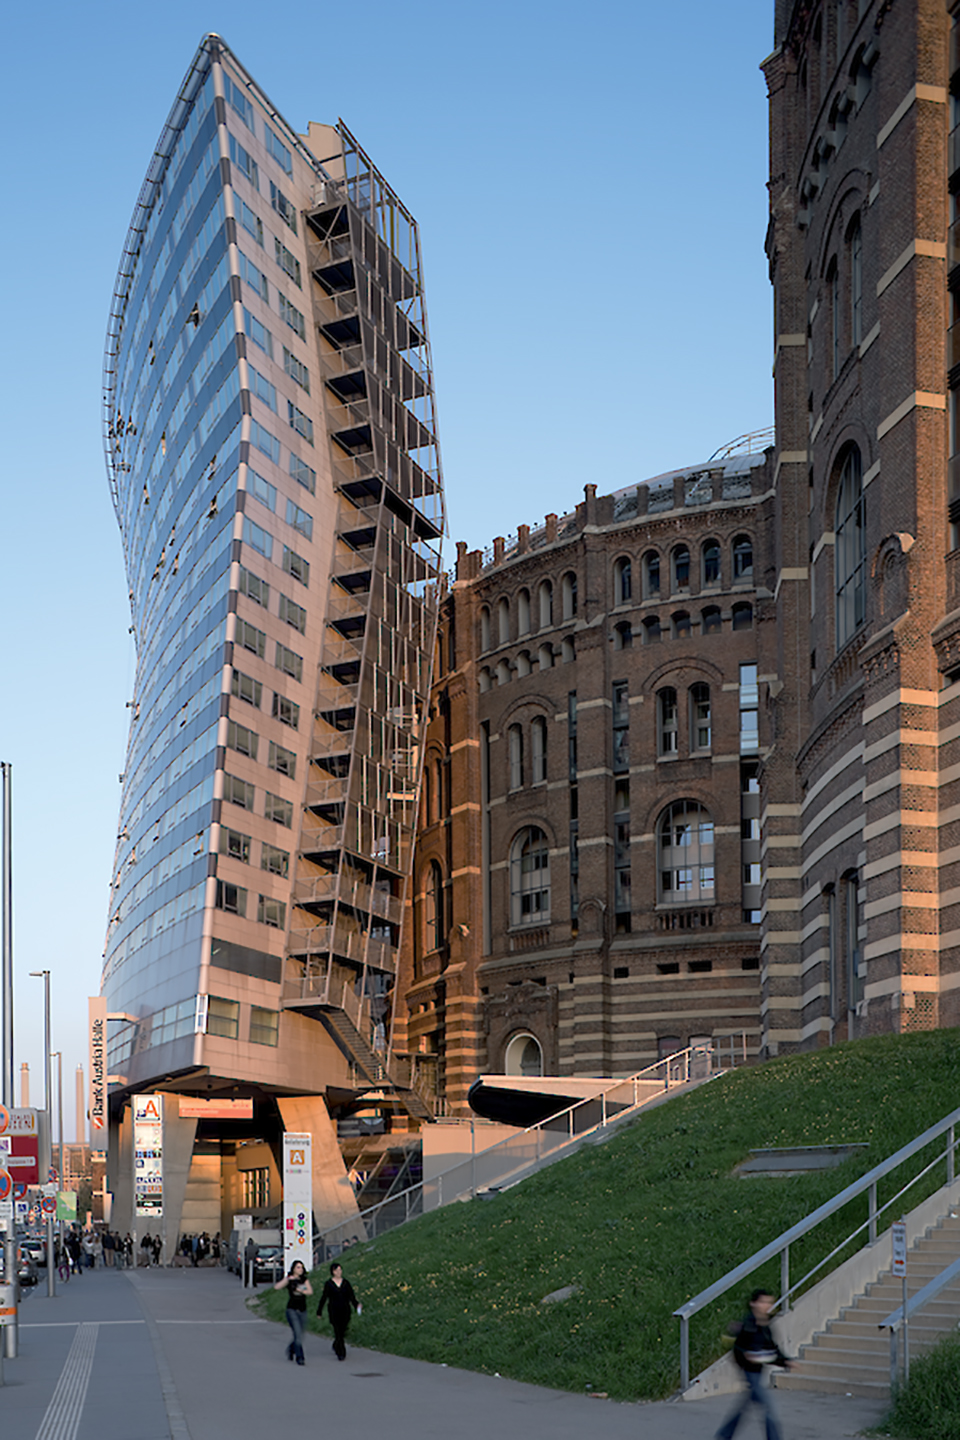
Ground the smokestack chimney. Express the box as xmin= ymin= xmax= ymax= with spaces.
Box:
xmin=20 ymin=1062 xmax=29 ymax=1107
xmin=76 ymin=1065 xmax=85 ymax=1145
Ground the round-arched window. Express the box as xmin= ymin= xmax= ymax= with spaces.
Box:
xmin=510 ymin=827 xmax=550 ymax=926
xmin=658 ymin=800 xmax=715 ymax=904
xmin=835 ymin=447 xmax=865 ymax=648
xmin=504 ymin=1032 xmax=543 ymax=1078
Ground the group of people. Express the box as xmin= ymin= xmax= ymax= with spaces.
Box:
xmin=177 ymin=1232 xmax=221 ymax=1265
xmin=59 ymin=1227 xmax=134 ymax=1272
xmin=138 ymin=1232 xmax=164 ymax=1266
xmin=274 ymin=1262 xmax=361 ymax=1366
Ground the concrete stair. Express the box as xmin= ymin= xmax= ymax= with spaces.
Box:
xmin=775 ymin=1212 xmax=960 ymax=1397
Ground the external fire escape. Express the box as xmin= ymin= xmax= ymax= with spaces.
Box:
xmin=281 ymin=126 xmax=444 ymax=1125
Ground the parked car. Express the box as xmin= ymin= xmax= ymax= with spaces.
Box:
xmin=226 ymin=1227 xmax=282 ymax=1277
xmin=18 ymin=1247 xmax=38 ymax=1288
xmin=253 ymin=1245 xmax=284 ymax=1283
xmin=22 ymin=1238 xmax=47 ymax=1268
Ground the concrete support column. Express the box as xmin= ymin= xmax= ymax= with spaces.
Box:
xmin=277 ymin=1095 xmax=360 ymax=1233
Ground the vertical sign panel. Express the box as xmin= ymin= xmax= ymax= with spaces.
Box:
xmin=133 ymin=1094 xmax=163 ymax=1219
xmin=88 ymin=997 xmax=107 ymax=1139
xmin=282 ymin=1132 xmax=312 ymax=1272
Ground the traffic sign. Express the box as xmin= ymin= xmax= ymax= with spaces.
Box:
xmin=892 ymin=1221 xmax=907 ymax=1277
xmin=40 ymin=1196 xmax=56 ymax=1216
xmin=0 ymin=1104 xmax=9 ymax=1136
xmin=0 ymin=1170 xmax=12 ymax=1204
xmin=12 ymin=1184 xmax=26 ymax=1200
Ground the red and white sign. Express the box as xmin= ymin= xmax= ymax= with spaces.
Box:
xmin=40 ymin=1196 xmax=56 ymax=1216
xmin=282 ymin=1132 xmax=312 ymax=1271
xmin=177 ymin=1097 xmax=254 ymax=1120
xmin=892 ymin=1221 xmax=907 ymax=1277
xmin=0 ymin=1104 xmax=9 ymax=1136
xmin=0 ymin=1113 xmax=37 ymax=1183
xmin=89 ymin=996 xmax=107 ymax=1135
xmin=0 ymin=1171 xmax=12 ymax=1204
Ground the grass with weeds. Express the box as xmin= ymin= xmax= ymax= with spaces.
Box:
xmin=256 ymin=1030 xmax=960 ymax=1401
xmin=871 ymin=1332 xmax=960 ymax=1440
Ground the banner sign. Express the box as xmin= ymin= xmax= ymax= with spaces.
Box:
xmin=57 ymin=1192 xmax=77 ymax=1223
xmin=282 ymin=1132 xmax=312 ymax=1272
xmin=134 ymin=1094 xmax=163 ymax=1218
xmin=178 ymin=1097 xmax=254 ymax=1120
xmin=89 ymin=997 xmax=108 ymax=1136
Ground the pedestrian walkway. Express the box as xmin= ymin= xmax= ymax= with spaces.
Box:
xmin=3 ymin=1267 xmax=888 ymax=1440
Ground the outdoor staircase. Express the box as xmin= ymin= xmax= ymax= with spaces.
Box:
xmin=319 ymin=1007 xmax=434 ymax=1122
xmin=776 ymin=1211 xmax=960 ymax=1398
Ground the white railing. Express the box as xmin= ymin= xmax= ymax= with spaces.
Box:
xmin=674 ymin=1105 xmax=960 ymax=1391
xmin=317 ymin=1042 xmax=727 ymax=1257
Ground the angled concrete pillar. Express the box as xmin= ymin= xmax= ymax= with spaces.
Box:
xmin=277 ymin=1095 xmax=360 ymax=1233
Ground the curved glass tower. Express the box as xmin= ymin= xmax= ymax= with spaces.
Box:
xmin=102 ymin=35 xmax=444 ymax=1242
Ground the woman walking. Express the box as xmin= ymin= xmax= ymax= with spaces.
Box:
xmin=316 ymin=1261 xmax=361 ymax=1361
xmin=274 ymin=1260 xmax=312 ymax=1366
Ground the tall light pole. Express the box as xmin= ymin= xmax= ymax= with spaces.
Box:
xmin=1 ymin=764 xmax=12 ymax=1107
xmin=52 ymin=1053 xmax=64 ymax=1257
xmin=29 ymin=971 xmax=54 ymax=1299
xmin=1 ymin=764 xmax=13 ymax=1358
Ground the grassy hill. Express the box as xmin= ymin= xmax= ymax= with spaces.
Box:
xmin=257 ymin=1030 xmax=960 ymax=1399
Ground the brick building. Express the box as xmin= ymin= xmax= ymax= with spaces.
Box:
xmin=395 ymin=451 xmax=775 ymax=1110
xmin=761 ymin=0 xmax=960 ymax=1048
xmin=394 ymin=0 xmax=960 ymax=1110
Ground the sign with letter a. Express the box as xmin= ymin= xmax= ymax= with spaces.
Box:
xmin=88 ymin=997 xmax=108 ymax=1138
xmin=282 ymin=1132 xmax=312 ymax=1272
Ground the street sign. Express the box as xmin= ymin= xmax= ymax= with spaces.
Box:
xmin=12 ymin=1185 xmax=25 ymax=1201
xmin=0 ymin=1200 xmax=12 ymax=1228
xmin=40 ymin=1197 xmax=56 ymax=1217
xmin=0 ymin=1104 xmax=9 ymax=1136
xmin=0 ymin=1171 xmax=11 ymax=1204
xmin=892 ymin=1221 xmax=907 ymax=1277
xmin=14 ymin=1201 xmax=28 ymax=1221
xmin=0 ymin=1283 xmax=15 ymax=1327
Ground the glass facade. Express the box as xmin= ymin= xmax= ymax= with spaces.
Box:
xmin=102 ymin=36 xmax=444 ymax=1095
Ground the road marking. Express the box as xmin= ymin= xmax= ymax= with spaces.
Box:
xmin=142 ymin=1307 xmax=194 ymax=1439
xmin=34 ymin=1321 xmax=97 ymax=1440
xmin=22 ymin=1320 xmax=144 ymax=1328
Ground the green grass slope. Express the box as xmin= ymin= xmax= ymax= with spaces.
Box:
xmin=257 ymin=1030 xmax=960 ymax=1400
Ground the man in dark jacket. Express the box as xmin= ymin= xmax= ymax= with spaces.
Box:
xmin=715 ymin=1289 xmax=791 ymax=1440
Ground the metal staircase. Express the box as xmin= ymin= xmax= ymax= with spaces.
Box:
xmin=776 ymin=1211 xmax=960 ymax=1397
xmin=319 ymin=1006 xmax=434 ymax=1122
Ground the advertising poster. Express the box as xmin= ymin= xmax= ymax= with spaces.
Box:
xmin=134 ymin=1094 xmax=163 ymax=1218
xmin=88 ymin=996 xmax=107 ymax=1138
xmin=282 ymin=1132 xmax=312 ymax=1271
xmin=57 ymin=1191 xmax=77 ymax=1223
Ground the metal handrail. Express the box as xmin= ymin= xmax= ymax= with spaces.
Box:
xmin=318 ymin=1042 xmax=728 ymax=1253
xmin=674 ymin=1105 xmax=960 ymax=1390
xmin=879 ymin=1253 xmax=960 ymax=1388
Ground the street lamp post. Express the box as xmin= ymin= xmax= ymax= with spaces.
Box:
xmin=1 ymin=764 xmax=14 ymax=1362
xmin=29 ymin=972 xmax=54 ymax=1299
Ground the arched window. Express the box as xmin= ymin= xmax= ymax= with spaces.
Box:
xmin=658 ymin=688 xmax=679 ymax=755
xmin=642 ymin=616 xmax=661 ymax=645
xmin=614 ymin=621 xmax=633 ymax=650
xmin=643 ymin=551 xmax=661 ymax=597
xmin=658 ymin=801 xmax=715 ymax=904
xmin=732 ymin=535 xmax=753 ymax=579
xmin=479 ymin=605 xmax=491 ymax=651
xmin=511 ymin=827 xmax=550 ymax=926
xmin=538 ymin=644 xmax=553 ymax=671
xmin=538 ymin=580 xmax=553 ymax=628
xmin=496 ymin=659 xmax=511 ymax=686
xmin=531 ymin=716 xmax=547 ymax=784
xmin=423 ymin=860 xmax=444 ymax=952
xmin=561 ymin=637 xmax=575 ymax=664
xmin=433 ymin=758 xmax=443 ymax=819
xmin=702 ymin=539 xmax=721 ymax=587
xmin=702 ymin=606 xmax=722 ymax=634
xmin=849 ymin=216 xmax=862 ymax=348
xmin=517 ymin=588 xmax=531 ymax=636
xmin=732 ymin=602 xmax=753 ymax=631
xmin=508 ymin=724 xmax=523 ymax=789
xmin=561 ymin=571 xmax=578 ymax=619
xmin=835 ymin=447 xmax=865 ymax=647
xmin=673 ymin=611 xmax=692 ymax=639
xmin=423 ymin=765 xmax=432 ymax=825
xmin=516 ymin=650 xmax=532 ymax=677
xmin=614 ymin=556 xmax=632 ymax=605
xmin=690 ymin=683 xmax=711 ymax=751
xmin=479 ymin=667 xmax=492 ymax=693
xmin=504 ymin=1032 xmax=543 ymax=1077
xmin=498 ymin=597 xmax=510 ymax=645
xmin=672 ymin=545 xmax=690 ymax=592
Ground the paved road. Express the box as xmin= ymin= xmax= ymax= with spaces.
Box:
xmin=3 ymin=1267 xmax=888 ymax=1440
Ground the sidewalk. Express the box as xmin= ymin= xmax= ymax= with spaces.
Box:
xmin=4 ymin=1267 xmax=888 ymax=1440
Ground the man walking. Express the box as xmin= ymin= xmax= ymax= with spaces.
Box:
xmin=715 ymin=1289 xmax=791 ymax=1440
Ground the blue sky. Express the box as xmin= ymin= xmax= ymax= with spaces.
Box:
xmin=0 ymin=0 xmax=774 ymax=1136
